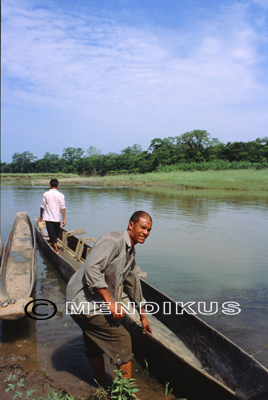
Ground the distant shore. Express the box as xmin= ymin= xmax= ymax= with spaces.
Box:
xmin=1 ymin=170 xmax=268 ymax=192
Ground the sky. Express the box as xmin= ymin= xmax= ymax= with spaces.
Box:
xmin=1 ymin=0 xmax=268 ymax=162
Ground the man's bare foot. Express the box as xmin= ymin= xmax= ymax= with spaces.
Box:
xmin=52 ymin=246 xmax=59 ymax=254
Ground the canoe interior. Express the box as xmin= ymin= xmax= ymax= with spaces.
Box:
xmin=35 ymin=222 xmax=268 ymax=400
xmin=139 ymin=280 xmax=268 ymax=400
xmin=57 ymin=228 xmax=91 ymax=262
xmin=0 ymin=212 xmax=37 ymax=302
xmin=35 ymin=223 xmax=92 ymax=282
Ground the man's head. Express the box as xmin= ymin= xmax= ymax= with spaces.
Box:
xmin=50 ymin=179 xmax=59 ymax=188
xmin=128 ymin=211 xmax=152 ymax=246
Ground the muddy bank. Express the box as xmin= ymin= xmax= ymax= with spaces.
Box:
xmin=0 ymin=349 xmax=179 ymax=400
xmin=0 ymin=363 xmax=79 ymax=400
xmin=0 ymin=174 xmax=156 ymax=188
xmin=0 ymin=315 xmax=179 ymax=400
xmin=0 ymin=352 xmax=96 ymax=400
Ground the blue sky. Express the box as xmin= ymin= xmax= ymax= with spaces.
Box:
xmin=2 ymin=0 xmax=268 ymax=162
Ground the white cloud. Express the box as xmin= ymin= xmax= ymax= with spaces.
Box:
xmin=1 ymin=0 xmax=268 ymax=160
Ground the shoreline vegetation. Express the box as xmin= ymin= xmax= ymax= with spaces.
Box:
xmin=2 ymin=132 xmax=268 ymax=178
xmin=1 ymin=169 xmax=268 ymax=192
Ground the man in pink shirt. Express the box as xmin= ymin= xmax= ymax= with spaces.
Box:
xmin=40 ymin=179 xmax=66 ymax=254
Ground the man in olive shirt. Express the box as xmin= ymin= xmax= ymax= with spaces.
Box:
xmin=66 ymin=211 xmax=152 ymax=386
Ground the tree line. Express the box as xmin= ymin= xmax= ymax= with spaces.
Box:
xmin=1 ymin=130 xmax=268 ymax=175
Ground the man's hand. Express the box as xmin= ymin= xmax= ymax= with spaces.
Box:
xmin=108 ymin=300 xmax=125 ymax=320
xmin=96 ymin=288 xmax=125 ymax=320
xmin=140 ymin=310 xmax=152 ymax=334
xmin=40 ymin=207 xmax=44 ymax=221
xmin=62 ymin=209 xmax=66 ymax=227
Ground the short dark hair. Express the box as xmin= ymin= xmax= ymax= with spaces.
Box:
xmin=50 ymin=179 xmax=59 ymax=187
xmin=129 ymin=211 xmax=152 ymax=224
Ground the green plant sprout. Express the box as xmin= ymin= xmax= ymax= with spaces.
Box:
xmin=108 ymin=369 xmax=140 ymax=400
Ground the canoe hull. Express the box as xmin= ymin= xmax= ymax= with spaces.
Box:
xmin=0 ymin=233 xmax=3 ymax=264
xmin=123 ymin=312 xmax=237 ymax=400
xmin=0 ymin=212 xmax=37 ymax=320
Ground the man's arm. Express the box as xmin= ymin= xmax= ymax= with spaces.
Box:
xmin=60 ymin=194 xmax=66 ymax=227
xmin=40 ymin=194 xmax=46 ymax=221
xmin=123 ymin=267 xmax=153 ymax=334
xmin=61 ymin=208 xmax=66 ymax=227
xmin=84 ymin=233 xmax=120 ymax=292
xmin=96 ymin=288 xmax=125 ymax=320
xmin=139 ymin=307 xmax=153 ymax=334
xmin=96 ymin=289 xmax=152 ymax=333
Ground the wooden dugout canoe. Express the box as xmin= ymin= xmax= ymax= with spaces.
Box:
xmin=0 ymin=212 xmax=37 ymax=320
xmin=0 ymin=233 xmax=3 ymax=265
xmin=34 ymin=221 xmax=268 ymax=400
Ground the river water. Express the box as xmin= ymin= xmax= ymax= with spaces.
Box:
xmin=1 ymin=185 xmax=268 ymax=397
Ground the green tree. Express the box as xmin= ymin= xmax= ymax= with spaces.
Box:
xmin=119 ymin=146 xmax=140 ymax=171
xmin=148 ymin=137 xmax=175 ymax=169
xmin=136 ymin=151 xmax=153 ymax=173
xmin=0 ymin=161 xmax=12 ymax=173
xmin=43 ymin=152 xmax=60 ymax=161
xmin=130 ymin=144 xmax=143 ymax=155
xmin=36 ymin=152 xmax=62 ymax=173
xmin=11 ymin=151 xmax=37 ymax=172
xmin=175 ymin=130 xmax=220 ymax=162
xmin=100 ymin=153 xmax=120 ymax=174
xmin=218 ymin=140 xmax=268 ymax=163
xmin=61 ymin=147 xmax=84 ymax=164
xmin=257 ymin=137 xmax=268 ymax=161
xmin=86 ymin=146 xmax=101 ymax=157
xmin=83 ymin=146 xmax=102 ymax=174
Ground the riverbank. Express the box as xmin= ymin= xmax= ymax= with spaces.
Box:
xmin=1 ymin=169 xmax=268 ymax=192
xmin=0 ymin=349 xmax=177 ymax=400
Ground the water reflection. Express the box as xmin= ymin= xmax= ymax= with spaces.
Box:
xmin=0 ymin=315 xmax=39 ymax=371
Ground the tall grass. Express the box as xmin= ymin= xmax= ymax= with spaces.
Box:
xmin=2 ymin=170 xmax=268 ymax=192
xmin=156 ymin=160 xmax=268 ymax=172
xmin=94 ymin=169 xmax=268 ymax=191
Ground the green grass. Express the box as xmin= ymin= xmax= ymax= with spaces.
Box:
xmin=91 ymin=169 xmax=268 ymax=192
xmin=4 ymin=370 xmax=140 ymax=400
xmin=5 ymin=375 xmax=76 ymax=400
xmin=1 ymin=170 xmax=268 ymax=192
